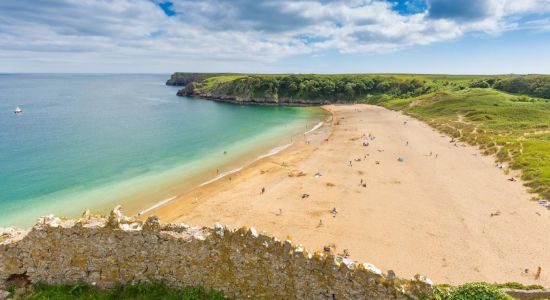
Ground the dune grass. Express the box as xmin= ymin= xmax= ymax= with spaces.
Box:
xmin=18 ymin=282 xmax=227 ymax=300
xmin=382 ymin=88 xmax=550 ymax=199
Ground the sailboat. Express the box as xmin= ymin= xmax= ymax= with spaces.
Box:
xmin=14 ymin=106 xmax=22 ymax=114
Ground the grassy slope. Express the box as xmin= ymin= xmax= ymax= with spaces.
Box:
xmin=18 ymin=282 xmax=227 ymax=300
xmin=195 ymin=75 xmax=247 ymax=92
xmin=382 ymin=88 xmax=550 ymax=199
xmin=17 ymin=281 xmax=545 ymax=300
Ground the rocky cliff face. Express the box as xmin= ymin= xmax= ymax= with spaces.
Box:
xmin=0 ymin=207 xmax=433 ymax=299
xmin=176 ymin=81 xmax=346 ymax=106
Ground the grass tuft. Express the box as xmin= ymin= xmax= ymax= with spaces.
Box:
xmin=20 ymin=282 xmax=228 ymax=300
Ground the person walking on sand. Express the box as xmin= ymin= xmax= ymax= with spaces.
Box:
xmin=536 ymin=266 xmax=542 ymax=280
xmin=261 ymin=187 xmax=265 ymax=194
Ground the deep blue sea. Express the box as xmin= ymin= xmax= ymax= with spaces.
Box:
xmin=0 ymin=74 xmax=325 ymax=227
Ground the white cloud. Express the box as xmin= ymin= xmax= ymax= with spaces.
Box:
xmin=0 ymin=0 xmax=549 ymax=72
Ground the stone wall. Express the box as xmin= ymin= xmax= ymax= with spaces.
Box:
xmin=0 ymin=207 xmax=433 ymax=299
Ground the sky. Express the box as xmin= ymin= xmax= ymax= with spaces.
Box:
xmin=1 ymin=0 xmax=550 ymax=74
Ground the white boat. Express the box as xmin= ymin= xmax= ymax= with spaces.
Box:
xmin=14 ymin=106 xmax=22 ymax=114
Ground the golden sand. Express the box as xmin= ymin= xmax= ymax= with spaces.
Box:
xmin=144 ymin=104 xmax=550 ymax=286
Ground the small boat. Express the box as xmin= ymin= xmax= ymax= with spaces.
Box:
xmin=14 ymin=106 xmax=22 ymax=114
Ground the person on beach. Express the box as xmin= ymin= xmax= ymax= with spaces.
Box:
xmin=217 ymin=168 xmax=219 ymax=175
xmin=349 ymin=160 xmax=352 ymax=167
xmin=536 ymin=266 xmax=542 ymax=280
xmin=341 ymin=249 xmax=350 ymax=258
xmin=261 ymin=187 xmax=265 ymax=194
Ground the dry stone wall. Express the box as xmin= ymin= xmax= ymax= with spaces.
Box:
xmin=0 ymin=207 xmax=433 ymax=299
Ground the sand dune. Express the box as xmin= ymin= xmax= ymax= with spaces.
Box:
xmin=148 ymin=104 xmax=550 ymax=286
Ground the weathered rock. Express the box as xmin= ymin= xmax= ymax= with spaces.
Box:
xmin=0 ymin=289 xmax=9 ymax=300
xmin=0 ymin=207 xmax=433 ymax=299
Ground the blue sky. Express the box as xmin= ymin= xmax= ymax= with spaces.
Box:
xmin=1 ymin=0 xmax=549 ymax=74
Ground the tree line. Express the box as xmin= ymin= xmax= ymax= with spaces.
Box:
xmin=470 ymin=76 xmax=550 ymax=99
xmin=217 ymin=75 xmax=432 ymax=101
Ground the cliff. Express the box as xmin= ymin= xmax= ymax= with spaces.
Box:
xmin=0 ymin=207 xmax=433 ymax=299
xmin=177 ymin=83 xmax=340 ymax=106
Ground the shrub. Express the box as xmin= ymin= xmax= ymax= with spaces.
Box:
xmin=448 ymin=283 xmax=513 ymax=300
xmin=20 ymin=282 xmax=227 ymax=300
xmin=470 ymin=80 xmax=490 ymax=88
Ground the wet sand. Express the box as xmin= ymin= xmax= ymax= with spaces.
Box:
xmin=145 ymin=104 xmax=550 ymax=286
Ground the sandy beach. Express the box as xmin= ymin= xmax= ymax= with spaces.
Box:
xmin=144 ymin=104 xmax=550 ymax=286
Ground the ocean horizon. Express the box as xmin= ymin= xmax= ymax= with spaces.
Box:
xmin=0 ymin=74 xmax=326 ymax=227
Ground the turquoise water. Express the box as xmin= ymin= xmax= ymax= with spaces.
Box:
xmin=0 ymin=74 xmax=326 ymax=227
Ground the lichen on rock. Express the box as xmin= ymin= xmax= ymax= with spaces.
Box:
xmin=0 ymin=206 xmax=433 ymax=299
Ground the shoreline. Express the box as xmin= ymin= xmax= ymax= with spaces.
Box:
xmin=136 ymin=119 xmax=331 ymax=218
xmin=0 ymin=103 xmax=328 ymax=228
xmin=146 ymin=103 xmax=550 ymax=286
xmin=180 ymin=92 xmax=351 ymax=106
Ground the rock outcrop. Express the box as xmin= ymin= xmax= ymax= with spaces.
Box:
xmin=0 ymin=207 xmax=433 ymax=299
xmin=178 ymin=84 xmax=347 ymax=106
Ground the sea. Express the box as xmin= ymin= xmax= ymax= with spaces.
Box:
xmin=0 ymin=74 xmax=327 ymax=227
